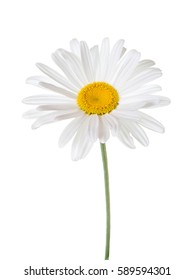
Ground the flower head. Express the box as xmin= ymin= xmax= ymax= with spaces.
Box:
xmin=23 ymin=38 xmax=170 ymax=160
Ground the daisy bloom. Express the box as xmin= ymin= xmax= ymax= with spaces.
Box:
xmin=23 ymin=38 xmax=170 ymax=260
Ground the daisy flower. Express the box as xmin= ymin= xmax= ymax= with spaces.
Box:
xmin=23 ymin=38 xmax=170 ymax=161
xmin=23 ymin=38 xmax=170 ymax=260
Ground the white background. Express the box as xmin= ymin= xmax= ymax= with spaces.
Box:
xmin=0 ymin=0 xmax=195 ymax=279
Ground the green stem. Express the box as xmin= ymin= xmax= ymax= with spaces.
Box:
xmin=100 ymin=143 xmax=110 ymax=260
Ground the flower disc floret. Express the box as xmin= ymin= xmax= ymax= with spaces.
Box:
xmin=77 ymin=82 xmax=119 ymax=115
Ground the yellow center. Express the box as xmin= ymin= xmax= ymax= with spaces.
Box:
xmin=77 ymin=82 xmax=119 ymax=115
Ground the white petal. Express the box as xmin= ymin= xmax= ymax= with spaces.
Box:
xmin=88 ymin=114 xmax=99 ymax=141
xmin=37 ymin=103 xmax=78 ymax=111
xmin=26 ymin=75 xmax=53 ymax=86
xmin=121 ymin=68 xmax=162 ymax=93
xmin=105 ymin=39 xmax=125 ymax=81
xmin=23 ymin=104 xmax=82 ymax=120
xmin=98 ymin=116 xmax=110 ymax=143
xmin=113 ymin=50 xmax=141 ymax=87
xmin=55 ymin=110 xmax=82 ymax=121
xmin=22 ymin=95 xmax=74 ymax=105
xmin=120 ymin=84 xmax=162 ymax=99
xmin=52 ymin=52 xmax=83 ymax=89
xmin=90 ymin=45 xmax=98 ymax=63
xmin=90 ymin=45 xmax=100 ymax=80
xmin=78 ymin=138 xmax=93 ymax=160
xmin=143 ymin=96 xmax=171 ymax=109
xmin=111 ymin=109 xmax=140 ymax=120
xmin=72 ymin=134 xmax=93 ymax=160
xmin=71 ymin=117 xmax=94 ymax=160
xmin=58 ymin=114 xmax=85 ymax=147
xmin=120 ymin=47 xmax=126 ymax=58
xmin=57 ymin=49 xmax=88 ymax=84
xmin=111 ymin=39 xmax=125 ymax=63
xmin=102 ymin=112 xmax=119 ymax=136
xmin=103 ymin=114 xmax=119 ymax=136
xmin=132 ymin=60 xmax=155 ymax=77
xmin=118 ymin=95 xmax=170 ymax=110
xmin=99 ymin=38 xmax=110 ymax=80
xmin=23 ymin=110 xmax=80 ymax=122
xmin=80 ymin=41 xmax=94 ymax=82
xmin=23 ymin=109 xmax=49 ymax=119
xmin=38 ymin=82 xmax=76 ymax=99
xmin=117 ymin=124 xmax=135 ymax=148
xmin=138 ymin=112 xmax=165 ymax=133
xmin=36 ymin=63 xmax=78 ymax=92
xmin=31 ymin=111 xmax=67 ymax=129
xmin=124 ymin=121 xmax=149 ymax=146
xmin=26 ymin=76 xmax=76 ymax=99
xmin=70 ymin=38 xmax=80 ymax=58
xmin=117 ymin=101 xmax=146 ymax=110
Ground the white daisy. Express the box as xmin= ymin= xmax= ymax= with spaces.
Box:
xmin=23 ymin=38 xmax=170 ymax=161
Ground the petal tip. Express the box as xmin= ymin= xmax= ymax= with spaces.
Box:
xmin=143 ymin=141 xmax=149 ymax=147
xmin=36 ymin=63 xmax=43 ymax=70
xmin=26 ymin=77 xmax=31 ymax=84
xmin=71 ymin=155 xmax=80 ymax=161
xmin=31 ymin=124 xmax=38 ymax=130
xmin=166 ymin=98 xmax=171 ymax=105
xmin=58 ymin=141 xmax=64 ymax=148
xmin=22 ymin=112 xmax=28 ymax=119
xmin=158 ymin=126 xmax=165 ymax=133
xmin=22 ymin=98 xmax=28 ymax=104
